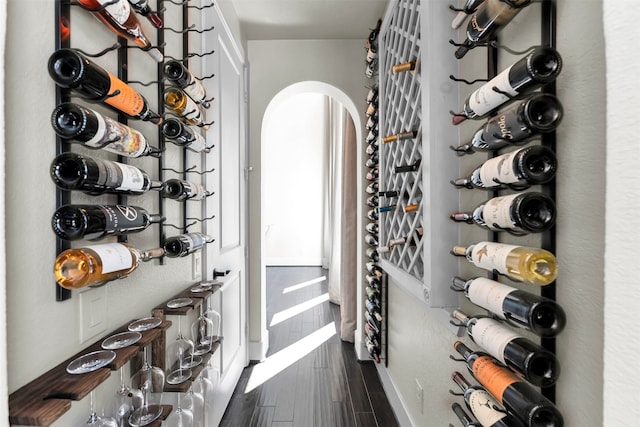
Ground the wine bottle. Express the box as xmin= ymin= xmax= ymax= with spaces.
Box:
xmin=375 ymin=204 xmax=396 ymax=214
xmin=54 ymin=243 xmax=164 ymax=289
xmin=452 ymin=145 xmax=558 ymax=190
xmin=366 ymin=195 xmax=379 ymax=208
xmin=366 ymin=142 xmax=378 ymax=155
xmin=452 ymin=310 xmax=560 ymax=387
xmin=366 ymin=168 xmax=379 ymax=181
xmin=48 ymin=49 xmax=162 ymax=124
xmin=366 ymin=182 xmax=379 ymax=194
xmin=366 ymin=100 xmax=378 ymax=117
xmin=451 ymin=242 xmax=557 ymax=286
xmin=366 ymin=261 xmax=382 ymax=277
xmin=454 ymin=341 xmax=564 ymax=427
xmin=50 ymin=152 xmax=161 ymax=195
xmin=163 ymin=60 xmax=210 ymax=108
xmin=451 ymin=0 xmax=486 ymax=30
xmin=51 ymin=102 xmax=160 ymax=158
xmin=392 ymin=61 xmax=418 ymax=74
xmin=366 ymin=84 xmax=378 ymax=104
xmin=366 ymin=301 xmax=382 ymax=322
xmin=452 ymin=276 xmax=566 ymax=337
xmin=366 ymin=222 xmax=379 ymax=235
xmin=451 ymin=402 xmax=482 ymax=427
xmin=382 ymin=130 xmax=418 ymax=144
xmin=77 ymin=0 xmax=163 ymax=62
xmin=366 ymin=274 xmax=381 ymax=288
xmin=366 ymin=40 xmax=378 ymax=64
xmin=395 ymin=159 xmax=421 ymax=173
xmin=365 ymin=234 xmax=378 ymax=246
xmin=365 ymin=154 xmax=379 ymax=168
xmin=161 ymin=179 xmax=208 ymax=201
xmin=455 ymin=0 xmax=531 ymax=59
xmin=366 ymin=247 xmax=380 ymax=262
xmin=379 ymin=190 xmax=399 ymax=198
xmin=127 ymin=0 xmax=163 ymax=28
xmin=454 ymin=93 xmax=563 ymax=154
xmin=367 ymin=209 xmax=379 ymax=221
xmin=164 ymin=87 xmax=208 ymax=128
xmin=404 ymin=204 xmax=419 ymax=213
xmin=452 ymin=371 xmax=526 ymax=427
xmin=365 ymin=337 xmax=381 ymax=362
xmin=365 ymin=58 xmax=377 ymax=79
xmin=365 ymin=312 xmax=380 ymax=334
xmin=366 ymin=285 xmax=380 ymax=301
xmin=52 ymin=204 xmax=164 ymax=241
xmin=452 ymin=47 xmax=562 ymax=125
xmin=366 ymin=128 xmax=379 ymax=144
xmin=450 ymin=192 xmax=556 ymax=234
xmin=164 ymin=233 xmax=212 ymax=258
xmin=161 ymin=117 xmax=208 ymax=153
xmin=366 ymin=115 xmax=378 ymax=130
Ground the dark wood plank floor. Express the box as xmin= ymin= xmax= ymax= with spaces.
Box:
xmin=220 ymin=266 xmax=399 ymax=427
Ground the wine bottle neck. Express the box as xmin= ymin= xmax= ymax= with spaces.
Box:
xmin=451 ymin=246 xmax=468 ymax=257
xmin=141 ymin=247 xmax=166 ymax=261
xmin=451 ymin=371 xmax=472 ymax=392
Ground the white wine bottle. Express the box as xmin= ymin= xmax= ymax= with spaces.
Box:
xmin=452 ymin=309 xmax=561 ymax=387
xmin=451 ymin=242 xmax=557 ymax=286
xmin=164 ymin=87 xmax=208 ymax=128
xmin=161 ymin=179 xmax=208 ymax=201
xmin=450 ymin=192 xmax=556 ymax=234
xmin=54 ymin=243 xmax=164 ymax=289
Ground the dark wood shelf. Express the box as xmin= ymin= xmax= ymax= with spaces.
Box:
xmin=164 ymin=339 xmax=222 ymax=393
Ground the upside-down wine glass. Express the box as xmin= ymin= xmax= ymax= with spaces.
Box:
xmin=113 ymin=366 xmax=142 ymax=427
xmin=166 ymin=315 xmax=195 ymax=384
xmin=129 ymin=346 xmax=165 ymax=426
xmin=86 ymin=390 xmax=118 ymax=427
xmin=164 ymin=391 xmax=194 ymax=427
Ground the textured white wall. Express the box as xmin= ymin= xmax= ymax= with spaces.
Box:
xmin=602 ymin=1 xmax=640 ymax=425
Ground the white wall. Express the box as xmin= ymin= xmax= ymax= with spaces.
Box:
xmin=263 ymin=93 xmax=327 ymax=266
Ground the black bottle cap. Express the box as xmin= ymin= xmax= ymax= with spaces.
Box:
xmin=48 ymin=49 xmax=84 ymax=87
xmin=516 ymin=145 xmax=558 ymax=185
xmin=521 ymin=93 xmax=564 ymax=132
xmin=511 ymin=192 xmax=556 ymax=233
xmin=51 ymin=103 xmax=99 ymax=141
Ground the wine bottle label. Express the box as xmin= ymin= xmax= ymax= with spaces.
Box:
xmin=186 ymin=132 xmax=207 ymax=153
xmin=471 ymin=318 xmax=521 ymax=365
xmin=179 ymin=95 xmax=204 ymax=124
xmin=99 ymin=205 xmax=146 ymax=230
xmin=467 ymin=389 xmax=507 ymax=426
xmin=467 ymin=277 xmax=513 ymax=320
xmin=185 ymin=182 xmax=207 ymax=200
xmin=98 ymin=0 xmax=132 ymax=25
xmin=470 ymin=242 xmax=517 ymax=275
xmin=86 ymin=243 xmax=133 ymax=273
xmin=98 ymin=161 xmax=145 ymax=191
xmin=481 ymin=194 xmax=520 ymax=231
xmin=183 ymin=79 xmax=207 ymax=104
xmin=471 ymin=355 xmax=519 ymax=404
xmin=105 ymin=72 xmax=146 ymax=117
xmin=467 ymin=67 xmax=517 ymax=117
xmin=86 ymin=114 xmax=148 ymax=157
xmin=479 ymin=149 xmax=520 ymax=185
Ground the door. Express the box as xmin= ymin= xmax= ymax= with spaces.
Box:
xmin=201 ymin=6 xmax=249 ymax=425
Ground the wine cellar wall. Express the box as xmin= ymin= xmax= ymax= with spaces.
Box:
xmin=7 ymin=1 xmax=244 ymax=425
xmin=372 ymin=0 xmax=564 ymax=424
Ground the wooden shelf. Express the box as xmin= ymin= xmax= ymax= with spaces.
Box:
xmin=164 ymin=339 xmax=222 ymax=393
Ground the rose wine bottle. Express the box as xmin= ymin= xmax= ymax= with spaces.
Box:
xmin=450 ymin=191 xmax=556 ymax=234
xmin=161 ymin=117 xmax=208 ymax=153
xmin=77 ymin=0 xmax=163 ymax=62
xmin=452 ymin=310 xmax=561 ymax=387
xmin=51 ymin=102 xmax=160 ymax=157
xmin=382 ymin=130 xmax=418 ymax=144
xmin=163 ymin=60 xmax=209 ymax=108
xmin=52 ymin=204 xmax=164 ymax=241
xmin=50 ymin=152 xmax=162 ymax=195
xmin=164 ymin=87 xmax=207 ymax=128
xmin=455 ymin=0 xmax=531 ymax=59
xmin=452 ymin=145 xmax=558 ymax=190
xmin=48 ymin=49 xmax=162 ymax=124
xmin=451 ymin=242 xmax=557 ymax=286
xmin=452 ymin=47 xmax=562 ymax=125
xmin=366 ymin=168 xmax=379 ymax=181
xmin=164 ymin=232 xmax=212 ymax=257
xmin=161 ymin=178 xmax=208 ymax=201
xmin=451 ymin=371 xmax=526 ymax=427
xmin=127 ymin=0 xmax=163 ymax=28
xmin=451 ymin=402 xmax=481 ymax=427
xmin=452 ymin=276 xmax=566 ymax=337
xmin=454 ymin=341 xmax=564 ymax=427
xmin=453 ymin=93 xmax=563 ymax=154
xmin=54 ymin=243 xmax=164 ymax=289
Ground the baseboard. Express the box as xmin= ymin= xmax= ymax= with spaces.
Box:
xmin=248 ymin=332 xmax=269 ymax=362
xmin=375 ymin=363 xmax=416 ymax=427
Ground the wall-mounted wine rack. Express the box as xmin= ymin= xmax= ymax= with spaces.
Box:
xmin=376 ymin=0 xmax=562 ymax=421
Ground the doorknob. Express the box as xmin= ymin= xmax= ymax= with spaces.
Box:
xmin=213 ymin=268 xmax=230 ymax=278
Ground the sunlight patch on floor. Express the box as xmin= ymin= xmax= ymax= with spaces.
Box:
xmin=244 ymin=322 xmax=337 ymax=393
xmin=269 ymin=292 xmax=330 ymax=327
xmin=282 ymin=275 xmax=327 ymax=294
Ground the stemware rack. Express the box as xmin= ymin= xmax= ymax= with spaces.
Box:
xmin=8 ymin=281 xmax=222 ymax=425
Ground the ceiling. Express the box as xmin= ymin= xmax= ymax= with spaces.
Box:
xmin=228 ymin=0 xmax=389 ymax=40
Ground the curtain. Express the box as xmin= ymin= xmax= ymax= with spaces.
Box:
xmin=324 ymin=97 xmax=357 ymax=342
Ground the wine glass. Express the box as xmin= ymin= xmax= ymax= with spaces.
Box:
xmin=129 ymin=347 xmax=165 ymax=426
xmin=190 ymin=304 xmax=215 ymax=356
xmin=164 ymin=392 xmax=193 ymax=427
xmin=181 ymin=385 xmax=205 ymax=427
xmin=166 ymin=316 xmax=195 ymax=384
xmin=85 ymin=390 xmax=118 ymax=427
xmin=113 ymin=367 xmax=142 ymax=427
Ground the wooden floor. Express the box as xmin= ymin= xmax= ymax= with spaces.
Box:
xmin=220 ymin=266 xmax=399 ymax=427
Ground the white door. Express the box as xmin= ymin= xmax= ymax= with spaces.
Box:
xmin=201 ymin=5 xmax=249 ymax=425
